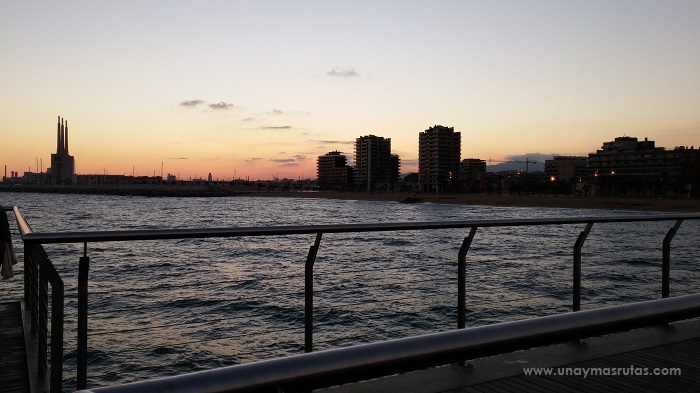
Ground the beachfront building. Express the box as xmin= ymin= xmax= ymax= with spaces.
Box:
xmin=390 ymin=154 xmax=401 ymax=184
xmin=49 ymin=116 xmax=76 ymax=185
xmin=545 ymin=156 xmax=589 ymax=196
xmin=418 ymin=125 xmax=461 ymax=193
xmin=317 ymin=151 xmax=354 ymax=191
xmin=460 ymin=158 xmax=486 ymax=193
xmin=588 ymin=136 xmax=689 ymax=197
xmin=678 ymin=146 xmax=700 ymax=198
xmin=354 ymin=135 xmax=394 ymax=192
xmin=545 ymin=156 xmax=588 ymax=184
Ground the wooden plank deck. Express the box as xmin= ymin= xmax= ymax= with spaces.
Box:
xmin=0 ymin=301 xmax=30 ymax=393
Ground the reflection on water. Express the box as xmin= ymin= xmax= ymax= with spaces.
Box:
xmin=2 ymin=192 xmax=700 ymax=390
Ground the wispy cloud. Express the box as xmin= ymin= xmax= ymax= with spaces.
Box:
xmin=316 ymin=139 xmax=354 ymax=145
xmin=209 ymin=102 xmax=234 ymax=110
xmin=179 ymin=100 xmax=204 ymax=107
xmin=327 ymin=67 xmax=359 ymax=77
xmin=269 ymin=154 xmax=307 ymax=168
xmin=259 ymin=126 xmax=292 ymax=130
xmin=168 ymin=157 xmax=189 ymax=160
xmin=245 ymin=157 xmax=263 ymax=163
xmin=263 ymin=109 xmax=311 ymax=117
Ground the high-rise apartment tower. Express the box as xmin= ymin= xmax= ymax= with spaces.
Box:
xmin=354 ymin=135 xmax=392 ymax=192
xmin=418 ymin=125 xmax=461 ymax=193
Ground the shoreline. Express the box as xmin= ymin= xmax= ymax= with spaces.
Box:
xmin=2 ymin=185 xmax=699 ymax=212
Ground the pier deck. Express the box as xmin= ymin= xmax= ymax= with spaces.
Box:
xmin=468 ymin=338 xmax=700 ymax=393
xmin=323 ymin=318 xmax=700 ymax=393
xmin=0 ymin=301 xmax=30 ymax=393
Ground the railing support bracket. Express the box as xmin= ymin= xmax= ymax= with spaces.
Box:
xmin=304 ymin=233 xmax=322 ymax=353
xmin=663 ymin=219 xmax=683 ymax=298
xmin=573 ymin=222 xmax=593 ymax=312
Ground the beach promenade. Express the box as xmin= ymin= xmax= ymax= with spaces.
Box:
xmin=3 ymin=183 xmax=699 ymax=212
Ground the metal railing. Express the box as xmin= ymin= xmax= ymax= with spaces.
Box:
xmin=15 ymin=210 xmax=700 ymax=390
xmin=77 ymin=293 xmax=700 ymax=393
xmin=8 ymin=206 xmax=65 ymax=393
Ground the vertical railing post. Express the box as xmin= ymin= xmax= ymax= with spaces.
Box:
xmin=26 ymin=245 xmax=39 ymax=334
xmin=50 ymin=269 xmax=64 ymax=393
xmin=24 ymin=243 xmax=31 ymax=311
xmin=304 ymin=233 xmax=322 ymax=353
xmin=458 ymin=227 xmax=477 ymax=330
xmin=38 ymin=264 xmax=49 ymax=376
xmin=573 ymin=222 xmax=593 ymax=312
xmin=77 ymin=243 xmax=90 ymax=390
xmin=662 ymin=220 xmax=683 ymax=298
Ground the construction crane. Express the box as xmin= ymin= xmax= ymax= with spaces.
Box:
xmin=488 ymin=157 xmax=538 ymax=173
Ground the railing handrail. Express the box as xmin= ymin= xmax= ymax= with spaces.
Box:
xmin=12 ymin=205 xmax=33 ymax=237
xmin=10 ymin=207 xmax=700 ymax=391
xmin=78 ymin=293 xmax=700 ymax=393
xmin=10 ymin=206 xmax=65 ymax=393
xmin=20 ymin=213 xmax=700 ymax=244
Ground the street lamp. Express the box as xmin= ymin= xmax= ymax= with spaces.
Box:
xmin=550 ymin=176 xmax=556 ymax=195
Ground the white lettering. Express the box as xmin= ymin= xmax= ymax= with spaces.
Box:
xmin=522 ymin=365 xmax=682 ymax=378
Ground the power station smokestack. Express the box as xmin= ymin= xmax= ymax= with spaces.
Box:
xmin=64 ymin=120 xmax=69 ymax=154
xmin=60 ymin=117 xmax=66 ymax=154
xmin=57 ymin=116 xmax=62 ymax=153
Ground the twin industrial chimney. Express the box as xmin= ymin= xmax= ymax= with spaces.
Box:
xmin=57 ymin=115 xmax=69 ymax=155
xmin=51 ymin=115 xmax=75 ymax=184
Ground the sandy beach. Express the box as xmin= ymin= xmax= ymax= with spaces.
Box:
xmin=237 ymin=191 xmax=700 ymax=213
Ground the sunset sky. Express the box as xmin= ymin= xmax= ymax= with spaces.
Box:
xmin=2 ymin=1 xmax=699 ymax=181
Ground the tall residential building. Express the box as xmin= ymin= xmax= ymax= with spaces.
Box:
xmin=317 ymin=151 xmax=353 ymax=190
xmin=418 ymin=125 xmax=461 ymax=193
xmin=50 ymin=116 xmax=75 ymax=185
xmin=354 ymin=135 xmax=393 ymax=191
xmin=390 ymin=154 xmax=401 ymax=184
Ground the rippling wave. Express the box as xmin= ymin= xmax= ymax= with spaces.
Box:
xmin=2 ymin=192 xmax=699 ymax=391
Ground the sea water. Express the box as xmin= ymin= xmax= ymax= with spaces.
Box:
xmin=1 ymin=192 xmax=699 ymax=390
